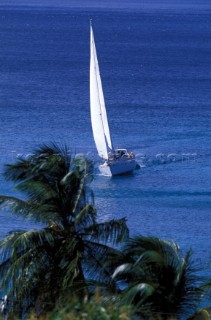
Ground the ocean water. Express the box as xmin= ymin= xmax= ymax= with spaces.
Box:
xmin=0 ymin=2 xmax=210 ymax=279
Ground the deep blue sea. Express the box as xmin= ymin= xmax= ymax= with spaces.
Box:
xmin=0 ymin=1 xmax=211 ymax=281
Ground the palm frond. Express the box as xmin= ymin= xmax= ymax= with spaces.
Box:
xmin=57 ymin=237 xmax=79 ymax=270
xmin=112 ymin=263 xmax=135 ymax=282
xmin=0 ymin=228 xmax=56 ymax=272
xmin=0 ymin=195 xmax=28 ymax=210
xmin=72 ymin=174 xmax=86 ymax=214
xmin=84 ymin=218 xmax=129 ymax=245
xmin=5 ymin=248 xmax=52 ymax=315
xmin=60 ymin=166 xmax=86 ymax=212
xmin=111 ymin=236 xmax=210 ymax=319
xmin=0 ymin=230 xmax=26 ymax=259
xmin=134 ymin=250 xmax=164 ymax=267
xmin=75 ymin=204 xmax=96 ymax=228
xmin=173 ymin=250 xmax=207 ymax=316
xmin=200 ymin=280 xmax=211 ymax=299
xmin=125 ymin=236 xmax=179 ymax=259
xmin=82 ymin=241 xmax=122 ymax=288
xmin=4 ymin=155 xmax=34 ymax=182
xmin=0 ymin=194 xmax=60 ymax=224
xmin=11 ymin=228 xmax=56 ymax=254
xmin=122 ymin=283 xmax=155 ymax=306
xmin=62 ymin=251 xmax=82 ymax=287
xmin=15 ymin=179 xmax=57 ymax=201
xmin=4 ymin=142 xmax=71 ymax=183
xmin=31 ymin=142 xmax=71 ymax=174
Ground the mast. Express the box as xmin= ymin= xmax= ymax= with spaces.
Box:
xmin=90 ymin=21 xmax=113 ymax=159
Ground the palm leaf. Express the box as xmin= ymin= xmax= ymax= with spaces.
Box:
xmin=9 ymin=229 xmax=55 ymax=258
xmin=62 ymin=251 xmax=82 ymax=287
xmin=84 ymin=218 xmax=129 ymax=244
xmin=112 ymin=263 xmax=141 ymax=280
xmin=0 ymin=195 xmax=28 ymax=210
xmin=75 ymin=204 xmax=96 ymax=227
xmin=134 ymin=250 xmax=164 ymax=267
xmin=122 ymin=283 xmax=155 ymax=305
xmin=82 ymin=241 xmax=121 ymax=287
xmin=4 ymin=155 xmax=34 ymax=182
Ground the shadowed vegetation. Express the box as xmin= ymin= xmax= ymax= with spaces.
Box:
xmin=0 ymin=143 xmax=210 ymax=319
xmin=110 ymin=236 xmax=211 ymax=319
xmin=0 ymin=143 xmax=129 ymax=316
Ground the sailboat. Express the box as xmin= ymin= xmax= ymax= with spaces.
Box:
xmin=90 ymin=22 xmax=137 ymax=176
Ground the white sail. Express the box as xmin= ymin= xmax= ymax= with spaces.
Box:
xmin=90 ymin=25 xmax=113 ymax=160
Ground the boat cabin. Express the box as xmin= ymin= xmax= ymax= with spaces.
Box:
xmin=114 ymin=149 xmax=128 ymax=157
xmin=108 ymin=148 xmax=134 ymax=160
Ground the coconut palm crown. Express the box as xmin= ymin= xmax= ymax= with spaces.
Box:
xmin=0 ymin=143 xmax=129 ymax=316
xmin=111 ymin=236 xmax=210 ymax=320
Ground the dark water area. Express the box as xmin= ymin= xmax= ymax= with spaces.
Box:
xmin=0 ymin=2 xmax=210 ymax=288
xmin=1 ymin=0 xmax=211 ymax=10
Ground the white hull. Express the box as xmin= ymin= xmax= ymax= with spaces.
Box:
xmin=99 ymin=158 xmax=137 ymax=176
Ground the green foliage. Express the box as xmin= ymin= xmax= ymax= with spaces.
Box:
xmin=111 ymin=236 xmax=211 ymax=320
xmin=44 ymin=291 xmax=137 ymax=320
xmin=0 ymin=143 xmax=210 ymax=319
xmin=0 ymin=143 xmax=129 ymax=316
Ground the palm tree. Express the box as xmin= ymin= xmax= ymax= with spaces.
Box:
xmin=111 ymin=236 xmax=210 ymax=320
xmin=0 ymin=143 xmax=129 ymax=317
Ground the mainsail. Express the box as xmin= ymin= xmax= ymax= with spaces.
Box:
xmin=90 ymin=24 xmax=113 ymax=159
